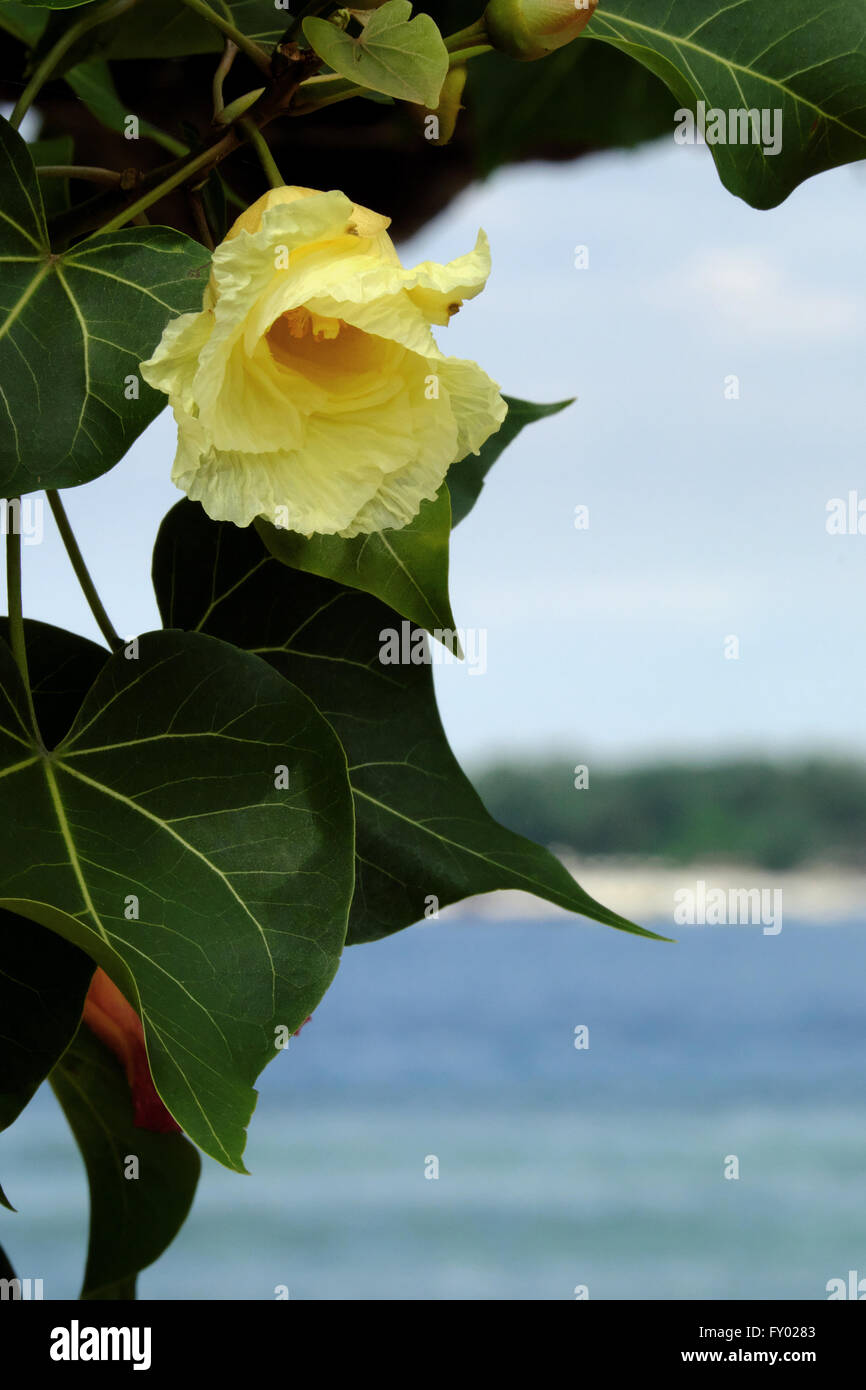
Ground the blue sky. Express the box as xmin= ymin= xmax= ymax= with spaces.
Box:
xmin=5 ymin=135 xmax=865 ymax=769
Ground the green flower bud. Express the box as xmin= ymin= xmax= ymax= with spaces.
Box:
xmin=484 ymin=0 xmax=598 ymax=61
xmin=216 ymin=87 xmax=266 ymax=126
xmin=432 ymin=66 xmax=468 ymax=146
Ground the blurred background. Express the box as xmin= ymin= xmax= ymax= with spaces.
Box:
xmin=2 ymin=14 xmax=866 ymax=1297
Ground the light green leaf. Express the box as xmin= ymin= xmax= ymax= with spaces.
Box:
xmin=586 ymin=0 xmax=866 ymax=208
xmin=155 ymin=501 xmax=663 ymax=945
xmin=51 ymin=1027 xmax=201 ymax=1299
xmin=0 ymin=627 xmax=355 ymax=1169
xmin=0 ymin=114 xmax=211 ymax=499
xmin=257 ymin=484 xmax=459 ymax=643
xmin=304 ymin=0 xmax=448 ymax=107
xmin=218 ymin=86 xmax=267 ymax=126
xmin=448 ymin=395 xmax=572 ymax=528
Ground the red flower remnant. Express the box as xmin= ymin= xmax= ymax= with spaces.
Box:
xmin=82 ymin=968 xmax=181 ymax=1134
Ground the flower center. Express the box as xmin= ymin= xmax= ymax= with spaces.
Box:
xmin=274 ymin=306 xmax=342 ymax=344
xmin=265 ymin=308 xmax=401 ymax=393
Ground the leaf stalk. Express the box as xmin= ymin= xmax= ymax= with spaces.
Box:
xmin=178 ymin=0 xmax=272 ymax=75
xmin=46 ymin=492 xmax=123 ymax=653
xmin=4 ymin=500 xmax=43 ymax=743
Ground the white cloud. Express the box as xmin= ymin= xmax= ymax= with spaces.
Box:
xmin=454 ymin=578 xmax=744 ymax=623
xmin=643 ymin=248 xmax=860 ymax=343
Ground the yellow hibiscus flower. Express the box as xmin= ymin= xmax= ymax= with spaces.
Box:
xmin=140 ymin=186 xmax=507 ymax=536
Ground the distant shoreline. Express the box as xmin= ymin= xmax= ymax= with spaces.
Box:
xmin=446 ymin=855 xmax=866 ymax=925
xmin=473 ymin=760 xmax=866 ymax=882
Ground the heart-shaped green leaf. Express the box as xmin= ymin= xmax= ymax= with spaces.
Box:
xmin=51 ymin=1026 xmax=201 ymax=1299
xmin=0 ymin=626 xmax=355 ymax=1169
xmin=155 ymin=501 xmax=663 ymax=944
xmin=0 ymin=619 xmax=105 ymax=1135
xmin=257 ymin=483 xmax=458 ymax=643
xmin=304 ymin=0 xmax=448 ymax=107
xmin=587 ymin=0 xmax=866 ymax=208
xmin=0 ymin=114 xmax=211 ymax=499
xmin=0 ymin=617 xmax=108 ymax=748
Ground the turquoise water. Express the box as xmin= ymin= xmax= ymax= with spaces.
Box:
xmin=2 ymin=918 xmax=865 ymax=1300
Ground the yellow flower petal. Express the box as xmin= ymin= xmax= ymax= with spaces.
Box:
xmin=140 ymin=187 xmax=505 ymax=536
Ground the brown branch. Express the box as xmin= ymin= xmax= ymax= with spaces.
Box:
xmin=47 ymin=49 xmax=321 ymax=245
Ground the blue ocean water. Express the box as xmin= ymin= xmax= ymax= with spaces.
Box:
xmin=2 ymin=916 xmax=865 ymax=1300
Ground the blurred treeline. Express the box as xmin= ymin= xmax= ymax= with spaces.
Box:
xmin=474 ymin=759 xmax=866 ymax=870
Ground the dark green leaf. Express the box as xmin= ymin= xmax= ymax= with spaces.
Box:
xmin=66 ymin=59 xmax=188 ymax=155
xmin=257 ymin=484 xmax=458 ymax=641
xmin=447 ymin=395 xmax=572 ymax=528
xmin=51 ymin=1026 xmax=200 ymax=1299
xmin=155 ymin=501 xmax=662 ymax=944
xmin=467 ymin=39 xmax=678 ymax=174
xmin=0 ymin=2 xmax=48 ymax=44
xmin=586 ymin=0 xmax=866 ymax=209
xmin=304 ymin=1 xmax=449 ymax=107
xmin=0 ymin=618 xmax=109 ymax=749
xmin=0 ymin=1235 xmax=16 ymax=1273
xmin=0 ymin=627 xmax=355 ymax=1169
xmin=27 ymin=135 xmax=74 ymax=223
xmin=0 ymin=909 xmax=93 ymax=1133
xmin=25 ymin=2 xmax=131 ymax=81
xmin=105 ymin=0 xmax=285 ymax=58
xmin=200 ymin=169 xmax=228 ymax=245
xmin=0 ymin=1182 xmax=15 ymax=1214
xmin=0 ymin=114 xmax=211 ymax=499
xmin=0 ymin=620 xmax=104 ymax=1135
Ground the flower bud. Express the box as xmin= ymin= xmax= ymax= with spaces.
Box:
xmin=215 ymin=87 xmax=266 ymax=127
xmin=484 ymin=0 xmax=598 ymax=62
xmin=431 ymin=65 xmax=468 ymax=146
